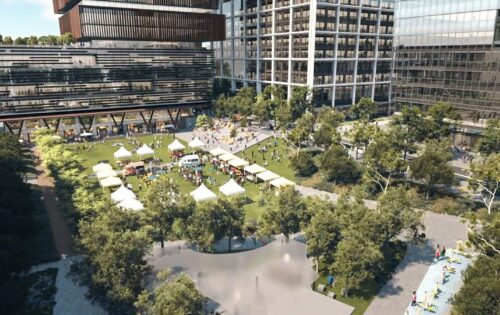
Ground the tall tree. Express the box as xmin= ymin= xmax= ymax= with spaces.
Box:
xmin=390 ymin=106 xmax=428 ymax=160
xmin=477 ymin=119 xmax=500 ymax=156
xmin=136 ymin=271 xmax=204 ymax=315
xmin=410 ymin=140 xmax=454 ymax=198
xmin=363 ymin=132 xmax=406 ymax=194
xmin=350 ymin=97 xmax=377 ymax=122
xmin=259 ymin=186 xmax=307 ymax=240
xmin=469 ymin=153 xmax=500 ymax=215
xmin=142 ymin=177 xmax=184 ymax=248
xmin=319 ymin=144 xmax=361 ymax=184
xmin=426 ymin=102 xmax=461 ymax=140
xmin=467 ymin=213 xmax=500 ymax=256
xmin=3 ymin=36 xmax=13 ymax=45
xmin=286 ymin=111 xmax=315 ymax=154
xmin=350 ymin=122 xmax=380 ymax=159
xmin=305 ymin=207 xmax=341 ymax=273
xmin=289 ymin=86 xmax=313 ymax=120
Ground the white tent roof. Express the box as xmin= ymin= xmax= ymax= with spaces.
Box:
xmin=219 ymin=153 xmax=238 ymax=162
xmin=99 ymin=176 xmax=122 ymax=188
xmin=209 ymin=147 xmax=228 ymax=156
xmin=188 ymin=137 xmax=205 ymax=149
xmin=80 ymin=132 xmax=93 ymax=137
xmin=270 ymin=177 xmax=296 ymax=188
xmin=219 ymin=179 xmax=246 ymax=196
xmin=117 ymin=198 xmax=144 ymax=211
xmin=257 ymin=170 xmax=281 ymax=182
xmin=114 ymin=146 xmax=132 ymax=160
xmin=137 ymin=144 xmax=155 ymax=158
xmin=93 ymin=162 xmax=112 ymax=173
xmin=96 ymin=169 xmax=118 ymax=180
xmin=228 ymin=158 xmax=250 ymax=168
xmin=190 ymin=184 xmax=217 ymax=202
xmin=244 ymin=163 xmax=266 ymax=174
xmin=111 ymin=185 xmax=137 ymax=204
xmin=168 ymin=139 xmax=186 ymax=151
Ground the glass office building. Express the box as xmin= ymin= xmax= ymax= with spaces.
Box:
xmin=213 ymin=0 xmax=394 ymax=108
xmin=393 ymin=0 xmax=500 ymax=117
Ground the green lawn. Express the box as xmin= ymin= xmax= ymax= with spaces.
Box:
xmin=66 ymin=134 xmax=293 ymax=221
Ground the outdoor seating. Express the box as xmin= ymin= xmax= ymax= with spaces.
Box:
xmin=317 ymin=284 xmax=326 ymax=293
xmin=327 ymin=291 xmax=336 ymax=299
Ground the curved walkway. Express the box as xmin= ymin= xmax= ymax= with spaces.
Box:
xmin=149 ymin=236 xmax=354 ymax=315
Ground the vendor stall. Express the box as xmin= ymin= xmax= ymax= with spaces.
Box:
xmin=219 ymin=179 xmax=246 ymax=197
xmin=243 ymin=163 xmax=266 ymax=182
xmin=209 ymin=147 xmax=228 ymax=157
xmin=111 ymin=185 xmax=137 ymax=203
xmin=190 ymin=184 xmax=217 ymax=202
xmin=99 ymin=176 xmax=122 ymax=188
xmin=114 ymin=146 xmax=132 ymax=162
xmin=219 ymin=153 xmax=238 ymax=162
xmin=96 ymin=169 xmax=118 ymax=180
xmin=118 ymin=198 xmax=144 ymax=211
xmin=168 ymin=139 xmax=186 ymax=152
xmin=270 ymin=177 xmax=296 ymax=189
xmin=136 ymin=144 xmax=155 ymax=160
xmin=228 ymin=158 xmax=249 ymax=168
xmin=256 ymin=170 xmax=280 ymax=182
xmin=93 ymin=162 xmax=112 ymax=173
xmin=188 ymin=137 xmax=205 ymax=151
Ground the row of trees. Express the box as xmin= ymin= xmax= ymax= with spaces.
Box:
xmin=214 ymin=85 xmax=314 ymax=127
xmin=256 ymin=186 xmax=423 ymax=296
xmin=33 ymin=129 xmax=207 ymax=315
xmin=0 ymin=33 xmax=74 ymax=46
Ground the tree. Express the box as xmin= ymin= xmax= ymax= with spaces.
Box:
xmin=426 ymin=102 xmax=461 ymax=140
xmin=253 ymin=85 xmax=286 ymax=125
xmin=306 ymin=208 xmax=341 ymax=273
xmin=27 ymin=35 xmax=38 ymax=45
xmin=0 ymin=133 xmax=26 ymax=172
xmin=14 ymin=37 xmax=26 ymax=45
xmin=79 ymin=208 xmax=151 ymax=312
xmin=195 ymin=114 xmax=213 ymax=128
xmin=0 ymin=34 xmax=3 ymax=43
xmin=363 ymin=132 xmax=406 ymax=194
xmin=410 ymin=140 xmax=454 ymax=199
xmin=350 ymin=122 xmax=380 ymax=159
xmin=233 ymin=86 xmax=255 ymax=116
xmin=350 ymin=97 xmax=377 ymax=122
xmin=142 ymin=177 xmax=190 ymax=248
xmin=289 ymin=151 xmax=317 ymax=177
xmin=286 ymin=111 xmax=315 ymax=154
xmin=187 ymin=198 xmax=244 ymax=252
xmin=3 ymin=36 xmax=13 ymax=45
xmin=451 ymin=255 xmax=500 ymax=315
xmin=59 ymin=32 xmax=74 ymax=45
xmin=136 ymin=271 xmax=204 ymax=315
xmin=469 ymin=153 xmax=500 ymax=215
xmin=259 ymin=186 xmax=307 ymax=240
xmin=332 ymin=232 xmax=383 ymax=297
xmin=390 ymin=106 xmax=428 ymax=160
xmin=477 ymin=119 xmax=500 ymax=156
xmin=319 ymin=144 xmax=361 ymax=184
xmin=275 ymin=101 xmax=293 ymax=129
xmin=289 ymin=86 xmax=313 ymax=120
xmin=467 ymin=214 xmax=500 ymax=256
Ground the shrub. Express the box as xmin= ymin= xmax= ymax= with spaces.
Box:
xmin=431 ymin=197 xmax=466 ymax=215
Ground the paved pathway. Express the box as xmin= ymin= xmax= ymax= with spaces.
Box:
xmin=35 ymin=158 xmax=77 ymax=256
xmin=149 ymin=236 xmax=354 ymax=315
xmin=30 ymin=257 xmax=107 ymax=315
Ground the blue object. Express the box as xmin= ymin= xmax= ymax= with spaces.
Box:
xmin=327 ymin=275 xmax=334 ymax=286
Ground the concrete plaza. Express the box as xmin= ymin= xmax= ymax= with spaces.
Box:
xmin=149 ymin=236 xmax=354 ymax=315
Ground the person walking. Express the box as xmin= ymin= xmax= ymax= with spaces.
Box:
xmin=411 ymin=291 xmax=417 ymax=306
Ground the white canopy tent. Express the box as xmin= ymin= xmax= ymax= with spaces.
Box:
xmin=93 ymin=162 xmax=113 ymax=173
xmin=257 ymin=170 xmax=280 ymax=182
xmin=99 ymin=176 xmax=122 ymax=188
xmin=244 ymin=163 xmax=266 ymax=174
xmin=270 ymin=177 xmax=296 ymax=188
xmin=80 ymin=132 xmax=93 ymax=137
xmin=209 ymin=147 xmax=228 ymax=156
xmin=118 ymin=198 xmax=144 ymax=211
xmin=136 ymin=144 xmax=155 ymax=159
xmin=168 ymin=139 xmax=186 ymax=152
xmin=228 ymin=158 xmax=250 ymax=168
xmin=219 ymin=153 xmax=238 ymax=162
xmin=219 ymin=179 xmax=246 ymax=197
xmin=188 ymin=137 xmax=205 ymax=150
xmin=96 ymin=169 xmax=118 ymax=180
xmin=190 ymin=184 xmax=217 ymax=202
xmin=114 ymin=146 xmax=132 ymax=160
xmin=111 ymin=185 xmax=137 ymax=204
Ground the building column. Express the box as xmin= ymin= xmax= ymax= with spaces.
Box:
xmin=306 ymin=0 xmax=317 ymax=89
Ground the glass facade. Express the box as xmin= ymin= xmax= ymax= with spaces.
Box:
xmin=393 ymin=0 xmax=500 ymax=117
xmin=213 ymin=0 xmax=395 ymax=107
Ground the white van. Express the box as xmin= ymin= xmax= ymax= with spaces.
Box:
xmin=178 ymin=154 xmax=201 ymax=168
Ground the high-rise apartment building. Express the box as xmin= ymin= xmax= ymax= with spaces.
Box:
xmin=392 ymin=0 xmax=500 ymax=118
xmin=213 ymin=0 xmax=394 ymax=108
xmin=0 ymin=0 xmax=225 ymax=137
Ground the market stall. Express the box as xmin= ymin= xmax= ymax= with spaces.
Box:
xmin=117 ymin=198 xmax=144 ymax=211
xmin=96 ymin=169 xmax=118 ymax=180
xmin=270 ymin=177 xmax=296 ymax=189
xmin=99 ymin=176 xmax=122 ymax=189
xmin=113 ymin=146 xmax=132 ymax=165
xmin=219 ymin=179 xmax=246 ymax=197
xmin=190 ymin=184 xmax=217 ymax=202
xmin=136 ymin=144 xmax=155 ymax=160
xmin=209 ymin=147 xmax=228 ymax=157
xmin=256 ymin=170 xmax=280 ymax=182
xmin=188 ymin=137 xmax=205 ymax=152
xmin=93 ymin=162 xmax=113 ymax=173
xmin=243 ymin=163 xmax=266 ymax=182
xmin=111 ymin=185 xmax=137 ymax=203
